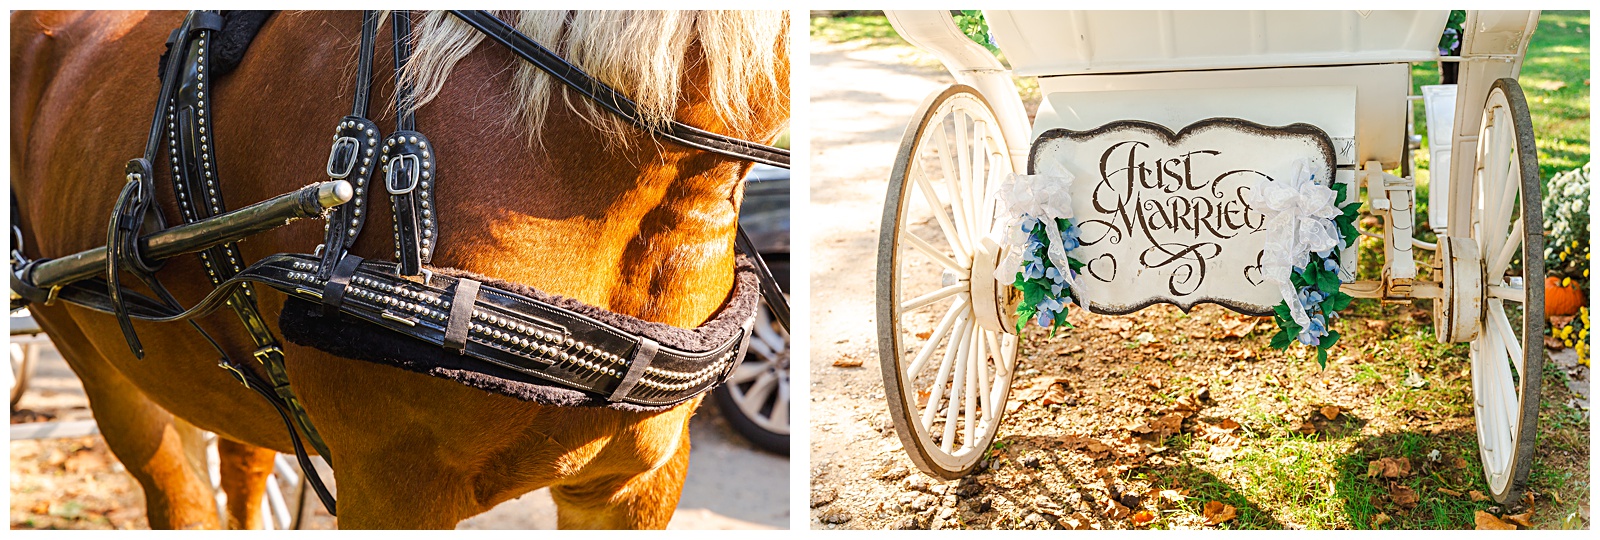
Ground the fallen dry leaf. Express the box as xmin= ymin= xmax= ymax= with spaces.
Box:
xmin=916 ymin=388 xmax=931 ymax=407
xmin=1060 ymin=512 xmax=1092 ymax=530
xmin=1475 ymin=510 xmax=1518 ymax=530
xmin=1438 ymin=487 xmax=1463 ymax=497
xmin=1320 ymin=405 xmax=1341 ymax=420
xmin=1215 ymin=316 xmax=1259 ymax=339
xmin=1451 ymin=456 xmax=1469 ymax=469
xmin=1505 ymin=512 xmax=1533 ymax=528
xmin=1197 ymin=419 xmax=1242 ymax=447
xmin=1296 ymin=421 xmax=1318 ymax=435
xmin=1130 ymin=510 xmax=1156 ymax=525
xmin=1132 ymin=413 xmax=1186 ymax=439
xmin=915 ymin=330 xmax=932 ymax=339
xmin=1371 ymin=512 xmax=1391 ymax=528
xmin=1225 ymin=348 xmax=1257 ymax=361
xmin=1202 ymin=501 xmax=1237 ymax=525
xmin=1103 ymin=499 xmax=1132 ymax=520
xmin=1389 ymin=485 xmax=1419 ymax=508
xmin=832 ymin=356 xmax=864 ymax=368
xmin=1367 ymin=457 xmax=1412 ymax=479
xmin=1469 ymin=490 xmax=1489 ymax=502
xmin=1158 ymin=489 xmax=1188 ymax=503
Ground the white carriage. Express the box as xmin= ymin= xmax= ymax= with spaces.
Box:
xmin=877 ymin=10 xmax=1545 ymax=505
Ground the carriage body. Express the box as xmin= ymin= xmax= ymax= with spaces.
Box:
xmin=876 ymin=9 xmax=1547 ymax=505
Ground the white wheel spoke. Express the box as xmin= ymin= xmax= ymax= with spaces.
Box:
xmin=907 ymin=296 xmax=969 ymax=378
xmin=1488 ymin=217 xmax=1523 ymax=283
xmin=913 ymin=163 xmax=972 ymax=261
xmin=987 ymin=331 xmax=1011 ymax=378
xmin=963 ymin=326 xmax=980 ymax=448
xmin=901 ymin=282 xmax=968 ymax=312
xmin=936 ymin=120 xmax=974 ymax=251
xmin=1488 ymin=300 xmax=1524 ymax=380
xmin=902 ymin=231 xmax=967 ymax=272
xmin=975 ymin=329 xmax=993 ymax=425
xmin=1489 ymin=284 xmax=1524 ymax=301
xmin=1486 ymin=147 xmax=1520 ymax=259
xmin=967 ymin=119 xmax=986 ymax=238
xmin=920 ymin=315 xmax=969 ymax=429
xmin=942 ymin=322 xmax=972 ymax=453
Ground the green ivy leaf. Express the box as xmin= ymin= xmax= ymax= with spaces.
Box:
xmin=1320 ymin=329 xmax=1341 ymax=349
xmin=1317 ymin=265 xmax=1340 ymax=292
xmin=1324 ymin=290 xmax=1354 ymax=312
xmin=1316 ymin=347 xmax=1328 ymax=370
xmin=1270 ymin=328 xmax=1295 ymax=349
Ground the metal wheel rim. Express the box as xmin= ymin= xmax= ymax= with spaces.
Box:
xmin=879 ymin=85 xmax=1019 ymax=479
xmin=724 ymin=303 xmax=790 ymax=435
xmin=1466 ymin=79 xmax=1543 ymax=502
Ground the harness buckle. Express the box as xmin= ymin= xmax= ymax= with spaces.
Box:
xmin=326 ymin=136 xmax=360 ymax=179
xmin=385 ymin=154 xmax=420 ymax=195
xmin=399 ymin=267 xmax=433 ymax=287
xmin=253 ymin=345 xmax=285 ymax=364
xmin=218 ymin=360 xmax=249 ymax=386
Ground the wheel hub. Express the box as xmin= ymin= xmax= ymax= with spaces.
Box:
xmin=969 ymin=235 xmax=1019 ymax=334
xmin=1435 ymin=236 xmax=1484 ymax=342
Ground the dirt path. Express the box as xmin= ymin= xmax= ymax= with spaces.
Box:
xmin=11 ymin=340 xmax=785 ymax=530
xmin=805 ymin=33 xmax=950 ymax=527
xmin=806 ymin=30 xmax=1590 ymax=531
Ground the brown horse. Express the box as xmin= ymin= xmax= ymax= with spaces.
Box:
xmin=11 ymin=10 xmax=789 ymax=529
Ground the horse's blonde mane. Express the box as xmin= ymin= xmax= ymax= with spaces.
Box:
xmin=402 ymin=10 xmax=787 ymax=147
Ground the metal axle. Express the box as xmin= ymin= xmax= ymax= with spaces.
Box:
xmin=20 ymin=181 xmax=351 ymax=290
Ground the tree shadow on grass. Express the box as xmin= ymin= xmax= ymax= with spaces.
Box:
xmin=1332 ymin=427 xmax=1489 ymax=530
xmin=1144 ymin=462 xmax=1288 ymax=529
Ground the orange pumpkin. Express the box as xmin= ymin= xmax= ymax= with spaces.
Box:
xmin=1546 ymin=276 xmax=1585 ymax=318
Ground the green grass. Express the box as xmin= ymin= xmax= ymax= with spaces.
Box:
xmin=1411 ymin=11 xmax=1590 ymax=187
xmin=809 ymin=13 xmax=900 ymax=47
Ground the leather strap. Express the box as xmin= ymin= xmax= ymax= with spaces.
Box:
xmin=320 ymin=253 xmax=365 ymax=317
xmin=736 ymin=226 xmax=789 ymax=331
xmin=385 ymin=11 xmax=437 ymax=276
xmin=318 ymin=12 xmax=384 ymax=277
xmin=609 ymin=337 xmax=657 ymax=402
xmin=350 ymin=11 xmax=380 ymax=119
xmin=443 ymin=278 xmax=479 ymax=352
xmin=381 ymin=130 xmax=437 ymax=275
xmin=146 ymin=11 xmax=339 ymax=514
xmin=446 ymin=10 xmax=790 ymax=169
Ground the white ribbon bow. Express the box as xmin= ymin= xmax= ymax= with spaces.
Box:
xmin=1246 ymin=159 xmax=1343 ymax=326
xmin=995 ymin=161 xmax=1087 ymax=305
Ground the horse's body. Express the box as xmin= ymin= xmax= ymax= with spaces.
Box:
xmin=10 ymin=10 xmax=788 ymax=529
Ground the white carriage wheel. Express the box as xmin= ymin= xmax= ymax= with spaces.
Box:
xmin=879 ymin=85 xmax=1020 ymax=479
xmin=1466 ymin=78 xmax=1543 ymax=505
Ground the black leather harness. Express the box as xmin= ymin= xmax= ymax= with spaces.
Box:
xmin=11 ymin=10 xmax=790 ymax=517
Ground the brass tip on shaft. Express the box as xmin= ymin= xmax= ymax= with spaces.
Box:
xmin=318 ymin=181 xmax=354 ymax=208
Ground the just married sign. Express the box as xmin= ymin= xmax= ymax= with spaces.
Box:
xmin=1028 ymin=118 xmax=1336 ymax=316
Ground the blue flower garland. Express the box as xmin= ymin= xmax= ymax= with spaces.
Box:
xmin=1012 ymin=215 xmax=1085 ymax=334
xmin=1266 ymin=187 xmax=1363 ymax=368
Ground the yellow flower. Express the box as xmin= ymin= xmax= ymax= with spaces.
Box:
xmin=1563 ymin=277 xmax=1573 ymax=287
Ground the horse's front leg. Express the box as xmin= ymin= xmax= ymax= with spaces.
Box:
xmin=38 ymin=312 xmax=220 ymax=529
xmin=217 ymin=438 xmax=277 ymax=529
xmin=549 ymin=403 xmax=698 ymax=529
